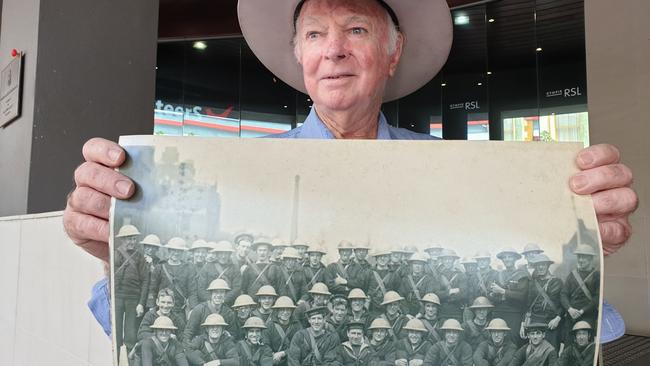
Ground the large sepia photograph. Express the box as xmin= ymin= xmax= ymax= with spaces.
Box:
xmin=110 ymin=136 xmax=602 ymax=366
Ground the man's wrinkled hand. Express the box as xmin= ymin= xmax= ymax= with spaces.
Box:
xmin=63 ymin=138 xmax=135 ymax=263
xmin=570 ymin=144 xmax=638 ymax=255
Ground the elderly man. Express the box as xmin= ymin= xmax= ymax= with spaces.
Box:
xmin=64 ymin=0 xmax=637 ymax=341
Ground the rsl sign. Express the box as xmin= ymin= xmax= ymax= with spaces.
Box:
xmin=545 ymin=87 xmax=583 ymax=98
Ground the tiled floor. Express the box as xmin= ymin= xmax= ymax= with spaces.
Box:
xmin=602 ymin=335 xmax=650 ymax=365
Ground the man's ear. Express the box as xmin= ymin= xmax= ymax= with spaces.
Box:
xmin=388 ymin=33 xmax=404 ymax=77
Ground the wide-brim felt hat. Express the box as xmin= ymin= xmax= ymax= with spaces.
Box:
xmin=238 ymin=0 xmax=453 ymax=102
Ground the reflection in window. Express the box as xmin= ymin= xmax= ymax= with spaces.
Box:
xmin=503 ymin=112 xmax=589 ymax=146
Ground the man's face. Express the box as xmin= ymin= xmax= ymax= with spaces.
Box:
xmin=168 ymin=248 xmax=184 ymax=262
xmin=386 ymin=302 xmax=400 ymax=316
xmin=575 ymin=330 xmax=590 ymax=347
xmin=463 ymin=263 xmax=477 ymax=273
xmin=491 ymin=330 xmax=506 ymax=345
xmin=308 ymin=314 xmax=325 ymax=331
xmin=348 ymin=328 xmax=364 ymax=345
xmin=528 ymin=330 xmax=545 ymax=346
xmin=295 ymin=246 xmax=308 ymax=258
xmin=577 ymin=254 xmax=593 ymax=271
xmin=247 ymin=328 xmax=262 ymax=344
xmin=351 ymin=299 xmax=364 ymax=312
xmin=390 ymin=252 xmax=402 ymax=263
xmin=475 ymin=308 xmax=489 ymax=321
xmin=237 ymin=241 xmax=251 ymax=257
xmin=424 ymin=303 xmax=438 ymax=318
xmin=412 ymin=262 xmax=424 ymax=275
xmin=272 ymin=247 xmax=284 ymax=259
xmin=295 ymin=0 xmax=402 ymax=115
xmin=332 ymin=304 xmax=347 ymax=320
xmin=309 ymin=252 xmax=323 ymax=266
xmin=376 ymin=255 xmax=389 ymax=266
xmin=157 ymin=295 xmax=174 ymax=315
xmin=216 ymin=252 xmax=230 ymax=265
xmin=256 ymin=246 xmax=269 ymax=261
xmin=236 ymin=306 xmax=253 ymax=320
xmin=372 ymin=328 xmax=387 ymax=342
xmin=193 ymin=248 xmax=207 ymax=262
xmin=278 ymin=308 xmax=293 ymax=322
xmin=210 ymin=290 xmax=226 ymax=305
xmin=477 ymin=258 xmax=491 ymax=270
xmin=207 ymin=325 xmax=223 ymax=339
xmin=259 ymin=296 xmax=275 ymax=309
xmin=339 ymin=249 xmax=353 ymax=262
xmin=143 ymin=245 xmax=157 ymax=256
xmin=525 ymin=251 xmax=541 ymax=262
xmin=500 ymin=254 xmax=517 ymax=268
xmin=155 ymin=329 xmax=172 ymax=343
xmin=407 ymin=331 xmax=422 ymax=345
xmin=441 ymin=257 xmax=454 ymax=269
xmin=445 ymin=330 xmax=460 ymax=345
xmin=534 ymin=262 xmax=550 ymax=276
xmin=205 ymin=251 xmax=217 ymax=262
xmin=122 ymin=236 xmax=138 ymax=250
xmin=354 ymin=249 xmax=368 ymax=261
xmin=284 ymin=257 xmax=299 ymax=271
xmin=313 ymin=294 xmax=328 ymax=306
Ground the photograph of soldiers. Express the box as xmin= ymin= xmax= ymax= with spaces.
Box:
xmin=114 ymin=225 xmax=149 ymax=354
xmin=230 ymin=294 xmax=258 ymax=341
xmin=437 ymin=249 xmax=468 ymax=323
xmin=147 ymin=237 xmax=196 ymax=316
xmin=236 ymin=317 xmax=274 ymax=366
xmin=326 ymin=241 xmax=355 ymax=295
xmin=252 ymin=285 xmax=278 ymax=322
xmin=295 ymin=282 xmax=331 ymax=327
xmin=423 ymin=319 xmax=473 ymax=366
xmin=185 ymin=314 xmax=239 ymax=366
xmin=556 ymin=321 xmax=595 ymax=366
xmin=462 ymin=296 xmax=494 ymax=350
xmin=183 ymin=279 xmax=235 ymax=346
xmin=524 ymin=254 xmax=563 ymax=350
xmin=138 ymin=288 xmax=186 ymax=342
xmin=366 ymin=318 xmax=397 ymax=365
xmin=416 ymin=293 xmax=443 ymax=344
xmin=287 ymin=306 xmax=340 ymax=366
xmin=378 ymin=291 xmax=410 ymax=341
xmin=397 ymin=252 xmax=440 ymax=316
xmin=472 ymin=318 xmax=517 ymax=366
xmin=391 ymin=318 xmax=433 ymax=366
xmin=333 ymin=321 xmax=371 ymax=366
xmin=140 ymin=316 xmax=189 ymax=366
xmin=302 ymin=245 xmax=328 ymax=289
xmin=561 ymin=244 xmax=600 ymax=336
xmin=197 ymin=240 xmax=241 ymax=306
xmin=262 ymin=296 xmax=302 ymax=366
xmin=241 ymin=239 xmax=274 ymax=296
xmin=490 ymin=248 xmax=529 ymax=346
xmin=510 ymin=323 xmax=557 ymax=366
xmin=268 ymin=247 xmax=308 ymax=303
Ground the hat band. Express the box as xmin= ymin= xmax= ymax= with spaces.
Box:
xmin=292 ymin=0 xmax=400 ymax=33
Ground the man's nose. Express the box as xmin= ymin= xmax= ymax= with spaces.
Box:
xmin=324 ymin=31 xmax=348 ymax=61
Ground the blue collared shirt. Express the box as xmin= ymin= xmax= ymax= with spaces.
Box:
xmin=88 ymin=108 xmax=435 ymax=334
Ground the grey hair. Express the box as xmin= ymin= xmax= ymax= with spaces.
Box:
xmin=292 ymin=9 xmax=401 ymax=62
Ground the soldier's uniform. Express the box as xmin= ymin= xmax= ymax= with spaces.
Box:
xmin=490 ymin=249 xmax=529 ymax=344
xmin=325 ymin=258 xmax=354 ymax=295
xmin=509 ymin=323 xmax=557 ymax=366
xmin=138 ymin=308 xmax=186 ymax=341
xmin=468 ymin=253 xmax=498 ymax=301
xmin=472 ymin=338 xmax=517 ymax=366
xmin=423 ymin=319 xmax=473 ymax=366
xmin=262 ymin=314 xmax=303 ymax=366
xmin=196 ymin=241 xmax=242 ymax=306
xmin=397 ymin=253 xmax=443 ymax=316
xmin=236 ymin=339 xmax=274 ymax=366
xmin=461 ymin=297 xmax=494 ymax=350
xmin=334 ymin=340 xmax=372 ymax=366
xmin=437 ymin=250 xmax=469 ymax=322
xmin=557 ymin=321 xmax=596 ymax=366
xmin=242 ymin=261 xmax=274 ymax=296
xmin=378 ymin=291 xmax=410 ymax=341
xmin=267 ymin=248 xmax=309 ymax=303
xmin=139 ymin=316 xmax=189 ymax=366
xmin=526 ymin=254 xmax=563 ymax=350
xmin=303 ymin=262 xmax=328 ymax=290
xmin=287 ymin=318 xmax=340 ymax=365
xmin=560 ymin=244 xmax=600 ymax=336
xmin=186 ymin=334 xmax=239 ymax=366
xmin=183 ymin=301 xmax=236 ymax=346
xmin=365 ymin=250 xmax=399 ymax=312
xmin=390 ymin=338 xmax=433 ymax=364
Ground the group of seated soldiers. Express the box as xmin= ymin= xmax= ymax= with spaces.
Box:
xmin=113 ymin=225 xmax=600 ymax=366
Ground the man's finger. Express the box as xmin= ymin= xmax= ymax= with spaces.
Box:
xmin=67 ymin=186 xmax=112 ymax=219
xmin=600 ymin=219 xmax=631 ymax=255
xmin=570 ymin=163 xmax=633 ymax=195
xmin=82 ymin=137 xmax=126 ymax=167
xmin=591 ymin=187 xmax=639 ymax=217
xmin=62 ymin=210 xmax=110 ymax=261
xmin=74 ymin=161 xmax=135 ymax=199
xmin=576 ymin=144 xmax=620 ymax=170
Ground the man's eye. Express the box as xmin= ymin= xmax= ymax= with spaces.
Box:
xmin=306 ymin=31 xmax=320 ymax=39
xmin=351 ymin=27 xmax=367 ymax=35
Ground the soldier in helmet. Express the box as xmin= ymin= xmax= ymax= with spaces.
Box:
xmin=366 ymin=249 xmax=398 ymax=312
xmin=391 ymin=318 xmax=433 ymax=366
xmin=291 ymin=238 xmax=310 ymax=266
xmin=241 ymin=238 xmax=274 ymax=296
xmin=230 ymin=294 xmax=258 ymax=341
xmin=334 ymin=321 xmax=372 ymax=366
xmin=560 ymin=244 xmax=600 ymax=339
xmin=287 ymin=306 xmax=340 ymax=366
xmin=389 ymin=248 xmax=408 ymax=275
xmin=186 ymin=314 xmax=240 ymax=366
xmin=295 ymin=282 xmax=332 ymax=327
xmin=326 ymin=240 xmax=356 ymax=295
xmin=232 ymin=238 xmax=253 ymax=273
xmin=147 ymin=237 xmax=197 ymax=316
xmin=423 ymin=319 xmax=473 ymax=366
xmin=489 ymin=248 xmax=529 ymax=346
xmin=183 ymin=278 xmax=236 ymax=346
xmin=347 ymin=242 xmax=372 ymax=293
xmin=252 ymin=285 xmax=279 ymax=322
xmin=510 ymin=323 xmax=557 ymax=366
xmin=327 ymin=295 xmax=351 ymax=342
xmin=472 ymin=318 xmax=517 ymax=366
xmin=398 ymin=252 xmax=442 ymax=316
xmin=524 ymin=254 xmax=563 ymax=350
xmin=423 ymin=244 xmax=444 ymax=277
xmin=348 ymin=288 xmax=372 ymax=326
xmin=378 ymin=291 xmax=410 ymax=341
xmin=462 ymin=296 xmax=494 ymax=350
xmin=437 ymin=249 xmax=468 ymax=323
xmin=556 ymin=321 xmax=595 ymax=366
xmin=459 ymin=257 xmax=478 ymax=276
xmin=469 ymin=251 xmax=497 ymax=301
xmin=140 ymin=234 xmax=163 ymax=277
xmin=520 ymin=244 xmax=544 ymax=275
xmin=263 ymin=296 xmax=303 ymax=366
xmin=302 ymin=245 xmax=328 ymax=291
xmin=416 ymin=293 xmax=443 ymax=344
xmin=268 ymin=247 xmax=309 ymax=303
xmin=271 ymin=238 xmax=289 ymax=264
xmin=114 ymin=224 xmax=148 ymax=353
xmin=140 ymin=316 xmax=189 ymax=366
xmin=366 ymin=318 xmax=397 ymax=365
xmin=236 ymin=317 xmax=274 ymax=366
xmin=197 ymin=240 xmax=242 ymax=306
xmin=188 ymin=239 xmax=211 ymax=270
xmin=138 ymin=288 xmax=186 ymax=341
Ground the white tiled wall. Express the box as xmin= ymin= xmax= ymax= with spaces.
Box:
xmin=0 ymin=212 xmax=112 ymax=365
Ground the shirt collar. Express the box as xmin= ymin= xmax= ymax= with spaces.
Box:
xmin=298 ymin=107 xmax=393 ymax=140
